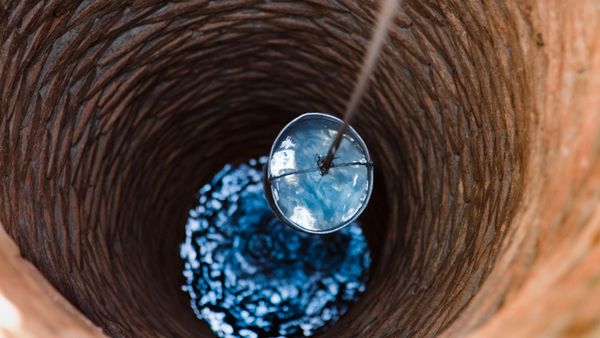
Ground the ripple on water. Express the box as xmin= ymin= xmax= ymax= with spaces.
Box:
xmin=181 ymin=157 xmax=371 ymax=338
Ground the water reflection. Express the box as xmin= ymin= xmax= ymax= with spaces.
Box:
xmin=181 ymin=157 xmax=371 ymax=337
xmin=267 ymin=113 xmax=372 ymax=233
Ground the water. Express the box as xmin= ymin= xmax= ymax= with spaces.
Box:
xmin=181 ymin=157 xmax=372 ymax=338
xmin=267 ymin=113 xmax=373 ymax=233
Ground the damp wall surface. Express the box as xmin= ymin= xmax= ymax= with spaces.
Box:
xmin=0 ymin=1 xmax=599 ymax=337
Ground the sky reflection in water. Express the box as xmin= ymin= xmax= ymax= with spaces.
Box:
xmin=181 ymin=157 xmax=371 ymax=337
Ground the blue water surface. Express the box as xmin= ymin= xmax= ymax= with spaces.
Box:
xmin=180 ymin=157 xmax=371 ymax=338
xmin=268 ymin=113 xmax=372 ymax=233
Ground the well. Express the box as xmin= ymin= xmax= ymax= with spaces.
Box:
xmin=0 ymin=1 xmax=599 ymax=337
